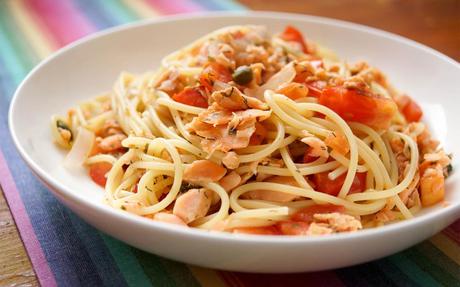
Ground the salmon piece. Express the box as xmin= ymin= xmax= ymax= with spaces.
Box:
xmin=313 ymin=212 xmax=362 ymax=232
xmin=219 ymin=171 xmax=241 ymax=192
xmin=199 ymin=124 xmax=256 ymax=154
xmin=211 ymin=86 xmax=268 ymax=110
xmin=420 ymin=164 xmax=445 ymax=206
xmin=243 ymin=176 xmax=299 ymax=202
xmin=98 ymin=133 xmax=127 ymax=152
xmin=199 ymin=109 xmax=271 ymax=127
xmin=301 ymin=136 xmax=328 ymax=158
xmin=173 ymin=188 xmax=212 ymax=223
xmin=324 ymin=132 xmax=349 ymax=155
xmin=153 ymin=212 xmax=188 ymax=226
xmin=222 ymin=151 xmax=240 ymax=169
xmin=183 ymin=160 xmax=227 ymax=184
xmin=276 ymin=82 xmax=308 ymax=100
xmin=306 ymin=223 xmax=334 ymax=235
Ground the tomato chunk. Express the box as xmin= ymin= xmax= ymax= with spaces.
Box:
xmin=292 ymin=204 xmax=345 ymax=223
xmin=302 ymin=147 xmax=318 ymax=163
xmin=199 ymin=62 xmax=232 ymax=92
xmin=280 ymin=25 xmax=310 ymax=54
xmin=277 ymin=221 xmax=310 ymax=235
xmin=233 ymin=225 xmax=280 ymax=235
xmin=402 ymin=97 xmax=423 ymax=122
xmin=249 ymin=122 xmax=267 ymax=145
xmin=311 ymin=171 xmax=367 ymax=196
xmin=319 ymin=86 xmax=397 ymax=129
xmin=89 ymin=162 xmax=112 ymax=187
xmin=172 ymin=86 xmax=208 ymax=108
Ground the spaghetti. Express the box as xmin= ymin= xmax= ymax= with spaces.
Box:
xmin=51 ymin=25 xmax=452 ymax=236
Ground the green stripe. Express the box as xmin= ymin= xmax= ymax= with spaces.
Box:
xmin=0 ymin=8 xmax=31 ymax=87
xmin=388 ymin=253 xmax=442 ymax=287
xmin=156 ymin=259 xmax=200 ymax=287
xmin=97 ymin=0 xmax=139 ymax=24
xmin=374 ymin=258 xmax=419 ymax=287
xmin=101 ymin=234 xmax=153 ymax=287
xmin=131 ymin=248 xmax=181 ymax=287
xmin=0 ymin=2 xmax=38 ymax=71
xmin=407 ymin=242 xmax=460 ymax=286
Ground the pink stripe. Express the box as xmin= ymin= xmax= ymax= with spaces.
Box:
xmin=145 ymin=0 xmax=204 ymax=14
xmin=0 ymin=151 xmax=57 ymax=287
xmin=25 ymin=0 xmax=96 ymax=46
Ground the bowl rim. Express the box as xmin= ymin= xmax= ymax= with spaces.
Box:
xmin=8 ymin=10 xmax=460 ymax=244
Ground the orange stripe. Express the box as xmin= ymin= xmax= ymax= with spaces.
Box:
xmin=188 ymin=266 xmax=228 ymax=287
xmin=430 ymin=233 xmax=460 ymax=266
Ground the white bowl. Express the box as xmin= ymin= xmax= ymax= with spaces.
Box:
xmin=9 ymin=11 xmax=460 ymax=273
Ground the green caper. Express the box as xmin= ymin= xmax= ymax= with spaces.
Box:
xmin=232 ymin=65 xmax=253 ymax=85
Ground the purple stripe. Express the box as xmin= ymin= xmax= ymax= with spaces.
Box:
xmin=0 ymin=150 xmax=57 ymax=287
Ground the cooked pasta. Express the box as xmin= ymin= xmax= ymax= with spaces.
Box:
xmin=51 ymin=25 xmax=452 ymax=236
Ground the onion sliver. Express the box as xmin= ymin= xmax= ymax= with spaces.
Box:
xmin=63 ymin=127 xmax=95 ymax=168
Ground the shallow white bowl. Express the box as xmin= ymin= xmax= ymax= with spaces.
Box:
xmin=9 ymin=12 xmax=460 ymax=273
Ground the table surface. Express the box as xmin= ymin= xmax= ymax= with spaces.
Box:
xmin=1 ymin=1 xmax=459 ymax=286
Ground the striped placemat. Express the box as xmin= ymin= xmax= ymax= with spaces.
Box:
xmin=0 ymin=1 xmax=459 ymax=286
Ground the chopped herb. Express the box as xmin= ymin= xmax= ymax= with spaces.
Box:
xmin=145 ymin=186 xmax=153 ymax=192
xmin=143 ymin=143 xmax=149 ymax=153
xmin=121 ymin=205 xmax=126 ymax=210
xmin=228 ymin=126 xmax=237 ymax=135
xmin=179 ymin=183 xmax=199 ymax=193
xmin=447 ymin=164 xmax=453 ymax=175
xmin=207 ymin=56 xmax=216 ymax=62
xmin=232 ymin=65 xmax=253 ymax=85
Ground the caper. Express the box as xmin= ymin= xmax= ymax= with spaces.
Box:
xmin=56 ymin=119 xmax=73 ymax=141
xmin=232 ymin=65 xmax=253 ymax=85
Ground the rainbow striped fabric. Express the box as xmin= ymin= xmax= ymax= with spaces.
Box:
xmin=0 ymin=1 xmax=459 ymax=286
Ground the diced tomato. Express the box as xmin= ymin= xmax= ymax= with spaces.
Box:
xmin=133 ymin=184 xmax=138 ymax=193
xmin=302 ymin=148 xmax=318 ymax=163
xmin=199 ymin=62 xmax=232 ymax=92
xmin=402 ymin=97 xmax=423 ymax=122
xmin=172 ymin=86 xmax=208 ymax=108
xmin=89 ymin=162 xmax=112 ymax=187
xmin=280 ymin=25 xmax=309 ymax=54
xmin=233 ymin=225 xmax=281 ymax=235
xmin=319 ymin=86 xmax=398 ymax=129
xmin=311 ymin=171 xmax=367 ymax=196
xmin=292 ymin=204 xmax=345 ymax=223
xmin=276 ymin=221 xmax=310 ymax=235
xmin=418 ymin=161 xmax=432 ymax=178
xmin=249 ymin=122 xmax=267 ymax=145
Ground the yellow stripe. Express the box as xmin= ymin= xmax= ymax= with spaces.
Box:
xmin=7 ymin=0 xmax=56 ymax=59
xmin=188 ymin=266 xmax=228 ymax=287
xmin=430 ymin=233 xmax=460 ymax=266
xmin=121 ymin=0 xmax=159 ymax=19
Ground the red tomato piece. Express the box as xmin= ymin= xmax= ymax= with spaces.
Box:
xmin=292 ymin=204 xmax=345 ymax=223
xmin=277 ymin=221 xmax=310 ymax=235
xmin=311 ymin=171 xmax=367 ymax=196
xmin=319 ymin=86 xmax=398 ymax=129
xmin=302 ymin=147 xmax=318 ymax=163
xmin=249 ymin=122 xmax=267 ymax=145
xmin=402 ymin=98 xmax=423 ymax=122
xmin=199 ymin=62 xmax=232 ymax=92
xmin=280 ymin=25 xmax=309 ymax=54
xmin=233 ymin=225 xmax=281 ymax=235
xmin=306 ymin=81 xmax=327 ymax=98
xmin=89 ymin=162 xmax=112 ymax=187
xmin=172 ymin=86 xmax=208 ymax=108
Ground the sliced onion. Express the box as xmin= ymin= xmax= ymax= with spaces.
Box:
xmin=245 ymin=62 xmax=296 ymax=99
xmin=63 ymin=127 xmax=95 ymax=169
